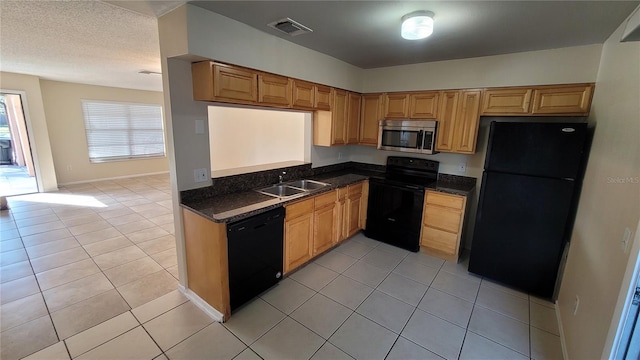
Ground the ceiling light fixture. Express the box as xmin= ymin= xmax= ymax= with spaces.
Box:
xmin=401 ymin=11 xmax=435 ymax=40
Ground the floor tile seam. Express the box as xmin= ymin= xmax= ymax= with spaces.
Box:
xmin=392 ymin=334 xmax=447 ymax=360
xmin=1 ymin=314 xmax=61 ymax=359
xmin=129 ymin=292 xmax=188 ymax=325
xmin=465 ymin=327 xmax=532 ymax=358
xmin=311 ymin=255 xmax=356 ymax=274
xmin=158 ymin=320 xmax=244 ymax=358
xmin=16 ymin=224 xmax=69 ymax=238
xmin=90 ymin=245 xmax=150 ymax=271
xmin=13 ymin=216 xmax=63 ymax=229
xmin=390 ymin=267 xmax=436 ymax=287
xmin=63 ymin=309 xmax=142 ymax=359
xmin=227 ymin=311 xmax=288 ymax=348
xmin=372 ymin=245 xmax=411 ymax=261
xmin=528 ymin=323 xmax=561 ymax=337
xmin=415 ymin=300 xmax=475 ymax=330
xmin=258 ymin=284 xmax=318 ymax=316
xmin=111 ymin=268 xmax=173 ymax=308
xmin=45 ymin=284 xmax=120 ymax=317
xmin=102 ymin=258 xmax=168 ymax=288
xmin=472 ymin=302 xmax=531 ymax=326
xmin=438 ymin=267 xmax=483 ymax=285
xmin=353 ymin=300 xmax=415 ymax=336
xmin=375 ymin=283 xmax=428 ymax=308
xmin=31 ymin=247 xmax=92 ymax=275
xmin=284 ymin=308 xmax=341 ymax=341
xmin=430 ymin=279 xmax=480 ymax=304
xmin=25 ymin=240 xmax=83 ymax=261
xmin=324 ymin=311 xmax=364 ymax=358
xmin=480 ymin=280 xmax=530 ymax=300
xmin=34 ymin=257 xmax=101 ymax=288
xmin=80 ymin=324 xmax=160 ymax=359
xmin=0 ymin=291 xmax=50 ymax=333
xmin=529 ymin=299 xmax=556 ymax=310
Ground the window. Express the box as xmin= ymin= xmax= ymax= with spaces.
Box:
xmin=81 ymin=100 xmax=165 ymax=162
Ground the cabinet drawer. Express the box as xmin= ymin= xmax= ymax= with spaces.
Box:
xmin=425 ymin=191 xmax=464 ymax=210
xmin=315 ymin=190 xmax=337 ymax=209
xmin=423 ymin=206 xmax=462 ymax=233
xmin=421 ymin=226 xmax=458 ymax=255
xmin=286 ymin=198 xmax=314 ymax=219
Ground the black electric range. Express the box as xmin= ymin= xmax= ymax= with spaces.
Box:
xmin=365 ymin=156 xmax=439 ymax=252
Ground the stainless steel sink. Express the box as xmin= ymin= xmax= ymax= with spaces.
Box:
xmin=256 ymin=179 xmax=331 ymax=199
xmin=286 ymin=179 xmax=330 ymax=191
xmin=257 ymin=184 xmax=306 ymax=198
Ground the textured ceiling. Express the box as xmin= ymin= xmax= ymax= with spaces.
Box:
xmin=1 ymin=1 xmax=638 ymax=92
xmin=191 ymin=1 xmax=640 ymax=69
xmin=0 ymin=1 xmax=164 ymax=91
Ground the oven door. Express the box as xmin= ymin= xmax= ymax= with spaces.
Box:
xmin=364 ymin=180 xmax=424 ymax=252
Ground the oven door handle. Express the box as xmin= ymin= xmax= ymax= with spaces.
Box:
xmin=371 ymin=181 xmax=425 ymax=192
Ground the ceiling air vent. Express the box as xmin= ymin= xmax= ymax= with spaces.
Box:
xmin=267 ymin=17 xmax=313 ymax=36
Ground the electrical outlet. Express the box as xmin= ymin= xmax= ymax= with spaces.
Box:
xmin=458 ymin=162 xmax=467 ymax=173
xmin=338 ymin=152 xmax=343 ymax=160
xmin=573 ymin=295 xmax=580 ymax=315
xmin=66 ymin=165 xmax=72 ymax=172
xmin=193 ymin=168 xmax=208 ymax=182
xmin=622 ymin=227 xmax=632 ymax=253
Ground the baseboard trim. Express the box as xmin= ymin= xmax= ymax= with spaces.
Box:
xmin=556 ymin=302 xmax=569 ymax=360
xmin=58 ymin=171 xmax=169 ymax=186
xmin=178 ymin=285 xmax=224 ymax=322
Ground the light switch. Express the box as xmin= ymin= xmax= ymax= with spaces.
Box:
xmin=195 ymin=119 xmax=205 ymax=134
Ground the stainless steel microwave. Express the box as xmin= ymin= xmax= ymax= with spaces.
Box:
xmin=377 ymin=120 xmax=438 ymax=154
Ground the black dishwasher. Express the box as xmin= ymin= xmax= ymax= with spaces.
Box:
xmin=227 ymin=207 xmax=284 ymax=312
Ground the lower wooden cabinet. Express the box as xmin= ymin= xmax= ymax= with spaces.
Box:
xmin=420 ymin=191 xmax=467 ymax=262
xmin=284 ymin=198 xmax=314 ymax=273
xmin=284 ymin=182 xmax=367 ymax=273
xmin=313 ymin=191 xmax=337 ymax=255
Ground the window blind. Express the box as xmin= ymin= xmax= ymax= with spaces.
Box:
xmin=81 ymin=100 xmax=165 ymax=162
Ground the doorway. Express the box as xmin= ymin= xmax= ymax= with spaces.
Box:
xmin=0 ymin=93 xmax=38 ymax=196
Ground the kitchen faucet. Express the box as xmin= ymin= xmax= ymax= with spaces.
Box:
xmin=279 ymin=171 xmax=286 ymax=184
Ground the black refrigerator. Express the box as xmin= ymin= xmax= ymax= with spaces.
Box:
xmin=468 ymin=120 xmax=590 ymax=299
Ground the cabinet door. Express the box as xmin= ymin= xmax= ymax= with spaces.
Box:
xmin=336 ymin=188 xmax=348 ymax=242
xmin=359 ymin=180 xmax=369 ymax=230
xmin=384 ymin=93 xmax=410 ymax=118
xmin=359 ymin=94 xmax=383 ymax=146
xmin=313 ymin=204 xmax=336 ymax=255
xmin=214 ymin=63 xmax=258 ymax=103
xmin=453 ymin=90 xmax=482 ymax=154
xmin=332 ymin=89 xmax=348 ymax=145
xmin=346 ymin=193 xmax=362 ymax=237
xmin=531 ymin=84 xmax=593 ymax=115
xmin=409 ymin=92 xmax=440 ymax=119
xmin=258 ymin=73 xmax=292 ymax=107
xmin=292 ymin=80 xmax=315 ymax=109
xmin=481 ymin=88 xmax=532 ymax=115
xmin=436 ymin=91 xmax=460 ymax=152
xmin=284 ymin=213 xmax=313 ymax=273
xmin=315 ymin=85 xmax=332 ymax=110
xmin=346 ymin=92 xmax=361 ymax=144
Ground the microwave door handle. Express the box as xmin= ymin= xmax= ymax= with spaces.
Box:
xmin=416 ymin=130 xmax=424 ymax=149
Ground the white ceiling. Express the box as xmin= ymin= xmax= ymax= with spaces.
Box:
xmin=0 ymin=1 xmax=638 ymax=92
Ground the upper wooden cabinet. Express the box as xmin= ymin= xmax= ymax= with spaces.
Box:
xmin=384 ymin=93 xmax=410 ymax=118
xmin=531 ymin=84 xmax=594 ymax=115
xmin=291 ymin=80 xmax=315 ymax=109
xmin=359 ymin=94 xmax=384 ymax=146
xmin=332 ymin=90 xmax=349 ymax=145
xmin=481 ymin=84 xmax=594 ymax=116
xmin=192 ymin=61 xmax=258 ymax=104
xmin=315 ymin=85 xmax=332 ymax=110
xmin=409 ymin=92 xmax=440 ymax=119
xmin=435 ymin=91 xmax=460 ymax=152
xmin=436 ymin=90 xmax=482 ymax=154
xmin=481 ymin=88 xmax=532 ymax=115
xmin=346 ymin=92 xmax=362 ymax=144
xmin=258 ymin=73 xmax=292 ymax=107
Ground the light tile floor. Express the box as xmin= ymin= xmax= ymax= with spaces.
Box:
xmin=0 ymin=165 xmax=38 ymax=197
xmin=0 ymin=173 xmax=564 ymax=360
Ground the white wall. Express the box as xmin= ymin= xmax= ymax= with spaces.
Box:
xmin=0 ymin=72 xmax=58 ymax=192
xmin=185 ymin=5 xmax=362 ymax=92
xmin=40 ymin=80 xmax=168 ymax=185
xmin=556 ymin=14 xmax=640 ymax=359
xmin=362 ymin=44 xmax=603 ymax=92
xmin=208 ymin=106 xmax=306 ymax=171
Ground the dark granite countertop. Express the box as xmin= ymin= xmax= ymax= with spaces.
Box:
xmin=181 ymin=172 xmax=370 ymax=223
xmin=180 ymin=167 xmax=475 ymax=223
